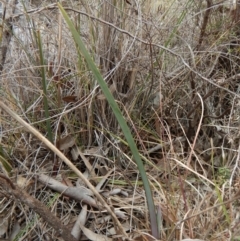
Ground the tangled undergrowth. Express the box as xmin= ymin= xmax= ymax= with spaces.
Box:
xmin=0 ymin=1 xmax=240 ymax=241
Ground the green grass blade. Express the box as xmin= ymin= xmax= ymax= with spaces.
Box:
xmin=58 ymin=4 xmax=159 ymax=238
xmin=36 ymin=30 xmax=53 ymax=143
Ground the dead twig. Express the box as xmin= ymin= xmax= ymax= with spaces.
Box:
xmin=37 ymin=174 xmax=99 ymax=208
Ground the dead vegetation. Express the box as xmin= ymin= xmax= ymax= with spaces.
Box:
xmin=0 ymin=0 xmax=240 ymax=241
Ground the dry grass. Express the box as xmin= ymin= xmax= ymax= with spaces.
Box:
xmin=0 ymin=0 xmax=240 ymax=241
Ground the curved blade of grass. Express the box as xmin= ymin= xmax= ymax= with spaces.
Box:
xmin=58 ymin=4 xmax=159 ymax=239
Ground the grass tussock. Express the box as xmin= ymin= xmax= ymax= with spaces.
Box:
xmin=0 ymin=0 xmax=240 ymax=241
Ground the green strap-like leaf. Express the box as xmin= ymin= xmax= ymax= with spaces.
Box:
xmin=58 ymin=3 xmax=159 ymax=238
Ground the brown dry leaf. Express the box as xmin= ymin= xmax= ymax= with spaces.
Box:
xmin=84 ymin=146 xmax=101 ymax=155
xmin=17 ymin=176 xmax=32 ymax=188
xmin=62 ymin=95 xmax=78 ymax=103
xmin=71 ymin=146 xmax=80 ymax=161
xmin=71 ymin=205 xmax=88 ymax=240
xmin=79 ymin=222 xmax=112 ymax=241
xmin=57 ymin=135 xmax=75 ymax=151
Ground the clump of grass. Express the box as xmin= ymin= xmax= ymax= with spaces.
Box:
xmin=0 ymin=1 xmax=240 ymax=241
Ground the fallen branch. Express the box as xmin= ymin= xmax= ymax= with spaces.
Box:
xmin=37 ymin=173 xmax=99 ymax=208
xmin=0 ymin=174 xmax=77 ymax=241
